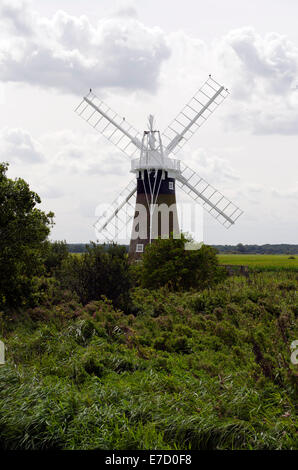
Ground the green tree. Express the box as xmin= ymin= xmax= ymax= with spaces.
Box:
xmin=59 ymin=243 xmax=131 ymax=310
xmin=43 ymin=240 xmax=69 ymax=275
xmin=236 ymin=243 xmax=246 ymax=253
xmin=140 ymin=235 xmax=225 ymax=290
xmin=0 ymin=163 xmax=54 ymax=309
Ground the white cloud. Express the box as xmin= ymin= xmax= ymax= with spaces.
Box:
xmin=40 ymin=130 xmax=129 ymax=176
xmin=0 ymin=127 xmax=44 ymax=163
xmin=35 ymin=183 xmax=65 ymax=199
xmin=2 ymin=3 xmax=298 ymax=135
xmin=0 ymin=0 xmax=34 ymax=36
xmin=0 ymin=2 xmax=297 ymax=244
xmin=0 ymin=1 xmax=171 ymax=94
xmin=184 ymin=147 xmax=240 ymax=187
xmin=224 ymin=27 xmax=298 ymax=93
xmin=111 ymin=5 xmax=139 ymax=19
xmin=272 ymin=184 xmax=298 ymax=201
xmin=0 ymin=126 xmax=130 ymax=176
xmin=217 ymin=27 xmax=298 ymax=134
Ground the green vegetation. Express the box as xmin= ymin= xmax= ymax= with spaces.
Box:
xmin=43 ymin=240 xmax=70 ymax=276
xmin=0 ymin=272 xmax=297 ymax=450
xmin=0 ymin=163 xmax=54 ymax=310
xmin=58 ymin=243 xmax=131 ymax=311
xmin=218 ymin=254 xmax=298 ymax=272
xmin=140 ymin=235 xmax=225 ymax=290
xmin=0 ymin=163 xmax=297 ymax=450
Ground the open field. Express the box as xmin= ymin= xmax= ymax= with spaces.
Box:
xmin=218 ymin=254 xmax=298 ymax=272
xmin=72 ymin=252 xmax=298 ymax=271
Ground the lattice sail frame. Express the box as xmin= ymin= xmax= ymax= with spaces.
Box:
xmin=75 ymin=76 xmax=243 ymax=239
xmin=162 ymin=76 xmax=229 ymax=156
xmin=177 ymin=162 xmax=243 ymax=228
xmin=94 ymin=178 xmax=136 ymax=242
xmin=75 ymin=91 xmax=142 ymax=161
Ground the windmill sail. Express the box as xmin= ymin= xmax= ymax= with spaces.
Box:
xmin=162 ymin=76 xmax=229 ymax=156
xmin=94 ymin=178 xmax=137 ymax=241
xmin=75 ymin=91 xmax=143 ymax=161
xmin=75 ymin=76 xmax=243 ymax=251
xmin=177 ymin=161 xmax=243 ymax=228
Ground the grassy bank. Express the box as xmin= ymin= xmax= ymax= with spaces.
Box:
xmin=0 ymin=272 xmax=297 ymax=450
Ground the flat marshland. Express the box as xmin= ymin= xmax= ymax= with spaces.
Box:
xmin=218 ymin=254 xmax=298 ymax=272
xmin=0 ymin=272 xmax=297 ymax=450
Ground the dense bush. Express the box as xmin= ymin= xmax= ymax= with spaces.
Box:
xmin=43 ymin=240 xmax=70 ymax=275
xmin=58 ymin=243 xmax=131 ymax=311
xmin=140 ymin=235 xmax=226 ymax=290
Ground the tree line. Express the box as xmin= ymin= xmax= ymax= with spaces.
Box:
xmin=212 ymin=243 xmax=298 ymax=254
xmin=67 ymin=242 xmax=298 ymax=255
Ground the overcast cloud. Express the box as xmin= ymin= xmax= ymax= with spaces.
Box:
xmin=0 ymin=1 xmax=171 ymax=94
xmin=0 ymin=127 xmax=44 ymax=163
xmin=0 ymin=0 xmax=297 ymax=244
xmin=218 ymin=27 xmax=298 ymax=134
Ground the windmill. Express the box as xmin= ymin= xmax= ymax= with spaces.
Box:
xmin=75 ymin=75 xmax=243 ymax=259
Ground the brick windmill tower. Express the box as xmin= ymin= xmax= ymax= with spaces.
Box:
xmin=75 ymin=76 xmax=243 ymax=259
xmin=129 ymin=114 xmax=180 ymax=256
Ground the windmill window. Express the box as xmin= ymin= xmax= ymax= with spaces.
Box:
xmin=169 ymin=182 xmax=174 ymax=190
xmin=136 ymin=244 xmax=144 ymax=253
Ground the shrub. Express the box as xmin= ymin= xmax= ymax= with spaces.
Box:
xmin=43 ymin=240 xmax=70 ymax=275
xmin=59 ymin=243 xmax=131 ymax=311
xmin=140 ymin=235 xmax=226 ymax=290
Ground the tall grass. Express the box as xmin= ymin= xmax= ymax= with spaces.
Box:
xmin=0 ymin=272 xmax=297 ymax=450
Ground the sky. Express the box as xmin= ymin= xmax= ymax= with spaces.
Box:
xmin=0 ymin=0 xmax=297 ymax=245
